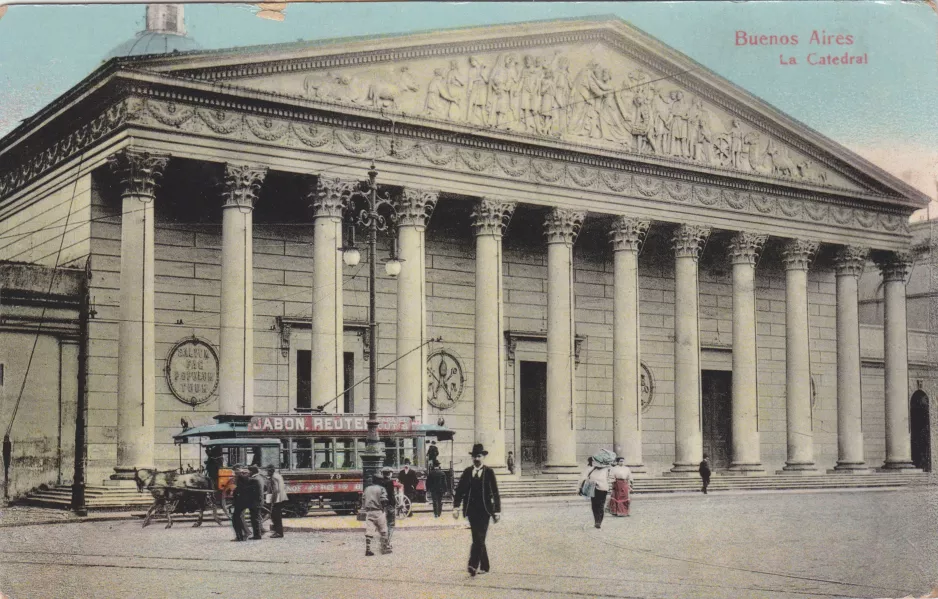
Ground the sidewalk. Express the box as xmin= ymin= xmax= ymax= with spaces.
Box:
xmin=285 ymin=509 xmax=465 ymax=533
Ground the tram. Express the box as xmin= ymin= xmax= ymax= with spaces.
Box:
xmin=175 ymin=413 xmax=455 ymax=515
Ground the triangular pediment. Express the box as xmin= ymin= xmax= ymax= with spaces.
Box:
xmin=123 ymin=17 xmax=927 ymax=205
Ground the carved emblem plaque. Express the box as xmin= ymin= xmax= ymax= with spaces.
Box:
xmin=641 ymin=362 xmax=655 ymax=413
xmin=165 ymin=337 xmax=219 ymax=407
xmin=426 ymin=349 xmax=465 ymax=410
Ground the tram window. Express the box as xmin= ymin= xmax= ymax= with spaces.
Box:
xmin=383 ymin=440 xmax=398 ymax=468
xmin=402 ymin=438 xmax=416 ymax=467
xmin=280 ymin=439 xmax=290 ymax=469
xmin=315 ymin=439 xmax=334 ymax=468
xmin=335 ymin=440 xmax=354 ymax=468
xmin=293 ymin=439 xmax=313 ymax=470
xmin=356 ymin=440 xmax=366 ymax=468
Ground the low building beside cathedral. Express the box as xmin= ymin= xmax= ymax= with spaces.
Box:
xmin=0 ymin=16 xmax=934 ymax=496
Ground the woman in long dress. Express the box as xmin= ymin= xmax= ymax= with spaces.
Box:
xmin=608 ymin=457 xmax=633 ymax=517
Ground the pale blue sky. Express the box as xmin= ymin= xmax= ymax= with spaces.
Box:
xmin=0 ymin=1 xmax=936 ymax=195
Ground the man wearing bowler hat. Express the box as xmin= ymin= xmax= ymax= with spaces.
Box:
xmin=453 ymin=443 xmax=501 ymax=576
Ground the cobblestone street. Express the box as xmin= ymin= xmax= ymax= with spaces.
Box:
xmin=1 ymin=487 xmax=936 ymax=599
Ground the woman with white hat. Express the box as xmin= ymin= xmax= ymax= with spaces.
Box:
xmin=579 ymin=449 xmax=615 ymax=529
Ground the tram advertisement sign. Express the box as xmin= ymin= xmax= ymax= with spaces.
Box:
xmin=287 ymin=481 xmax=362 ymax=494
xmin=165 ymin=337 xmax=219 ymax=407
xmin=247 ymin=414 xmax=416 ymax=433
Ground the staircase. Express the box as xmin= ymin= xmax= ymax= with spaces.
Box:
xmin=498 ymin=472 xmax=930 ymax=499
xmin=18 ymin=484 xmax=154 ymax=510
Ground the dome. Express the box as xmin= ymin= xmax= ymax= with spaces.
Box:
xmin=105 ymin=31 xmax=201 ymax=59
xmin=105 ymin=4 xmax=201 ymax=59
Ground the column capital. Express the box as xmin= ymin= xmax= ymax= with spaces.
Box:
xmin=222 ymin=164 xmax=267 ymax=209
xmin=781 ymin=239 xmax=819 ymax=271
xmin=395 ymin=187 xmax=438 ymax=228
xmin=609 ymin=216 xmax=650 ymax=252
xmin=876 ymin=250 xmax=913 ymax=282
xmin=107 ymin=148 xmax=169 ymax=199
xmin=472 ymin=198 xmax=516 ymax=237
xmin=834 ymin=246 xmax=869 ymax=278
xmin=544 ymin=208 xmax=585 ymax=245
xmin=728 ymin=232 xmax=768 ymax=266
xmin=672 ymin=224 xmax=711 ymax=259
xmin=311 ymin=176 xmax=356 ymax=219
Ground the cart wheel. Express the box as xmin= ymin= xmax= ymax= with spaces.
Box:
xmin=396 ymin=494 xmax=412 ymax=518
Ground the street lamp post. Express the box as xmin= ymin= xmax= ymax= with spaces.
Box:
xmin=341 ymin=162 xmax=400 ymax=490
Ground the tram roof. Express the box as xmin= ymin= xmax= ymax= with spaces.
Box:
xmin=173 ymin=421 xmax=247 ymax=442
xmin=203 ymin=438 xmax=282 ymax=448
xmin=415 ymin=424 xmax=455 ymax=441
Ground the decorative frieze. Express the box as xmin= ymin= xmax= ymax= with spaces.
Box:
xmin=544 ymin=208 xmax=586 ymax=245
xmin=0 ymin=96 xmax=913 ymax=243
xmin=311 ymin=176 xmax=356 ymax=219
xmin=728 ymin=232 xmax=768 ymax=265
xmin=107 ymin=148 xmax=170 ymax=199
xmin=672 ymin=224 xmax=711 ymax=259
xmin=222 ymin=164 xmax=267 ymax=208
xmin=876 ymin=251 xmax=913 ymax=283
xmin=609 ymin=216 xmax=650 ymax=253
xmin=395 ymin=188 xmax=438 ymax=228
xmin=781 ymin=239 xmax=820 ymax=271
xmin=472 ymin=198 xmax=516 ymax=237
xmin=833 ymin=246 xmax=869 ymax=278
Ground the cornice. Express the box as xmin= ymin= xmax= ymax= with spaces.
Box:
xmin=0 ymin=92 xmax=915 ymax=244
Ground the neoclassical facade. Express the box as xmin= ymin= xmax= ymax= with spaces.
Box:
xmin=0 ymin=17 xmax=932 ymax=486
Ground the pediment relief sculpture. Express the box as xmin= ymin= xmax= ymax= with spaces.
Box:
xmin=235 ymin=45 xmax=843 ymax=187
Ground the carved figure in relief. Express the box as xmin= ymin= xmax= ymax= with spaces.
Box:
xmin=567 ymin=61 xmax=602 ymax=138
xmin=303 ymin=71 xmax=351 ymax=103
xmin=649 ymin=86 xmax=673 ymax=155
xmin=728 ymin=119 xmax=745 ymax=170
xmin=518 ymin=55 xmax=542 ymax=132
xmin=595 ymin=68 xmax=633 ymax=146
xmin=669 ymin=90 xmax=690 ymax=158
xmin=465 ymin=56 xmax=490 ymax=126
xmin=444 ymin=60 xmax=466 ymax=120
xmin=765 ymin=140 xmax=796 ymax=177
xmin=426 ymin=68 xmax=458 ymax=119
xmin=631 ymin=95 xmax=653 ymax=153
xmin=538 ymin=70 xmax=561 ymax=136
xmin=365 ymin=66 xmax=420 ymax=110
xmin=486 ymin=55 xmax=515 ymax=129
xmin=743 ymin=132 xmax=773 ymax=175
xmin=796 ymin=159 xmax=828 ymax=184
xmin=551 ymin=56 xmax=573 ymax=134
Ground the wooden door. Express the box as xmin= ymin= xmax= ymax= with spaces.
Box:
xmin=519 ymin=361 xmax=547 ymax=472
xmin=702 ymin=370 xmax=732 ymax=470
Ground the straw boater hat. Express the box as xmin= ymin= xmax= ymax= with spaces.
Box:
xmin=470 ymin=443 xmax=488 ymax=456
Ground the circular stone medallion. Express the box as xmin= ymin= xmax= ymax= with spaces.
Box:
xmin=165 ymin=337 xmax=219 ymax=407
xmin=426 ymin=349 xmax=465 ymax=410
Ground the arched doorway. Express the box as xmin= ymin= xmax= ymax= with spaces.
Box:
xmin=910 ymin=391 xmax=931 ymax=472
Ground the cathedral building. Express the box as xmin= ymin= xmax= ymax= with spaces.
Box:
xmin=0 ymin=16 xmax=932 ymax=496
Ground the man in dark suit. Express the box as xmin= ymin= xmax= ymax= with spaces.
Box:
xmin=426 ymin=460 xmax=448 ymax=518
xmin=245 ymin=465 xmax=265 ymax=539
xmin=453 ymin=443 xmax=501 ymax=576
xmin=398 ymin=464 xmax=419 ymax=514
xmin=699 ymin=454 xmax=712 ymax=495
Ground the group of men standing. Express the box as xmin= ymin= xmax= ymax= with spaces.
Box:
xmin=229 ymin=464 xmax=289 ymax=541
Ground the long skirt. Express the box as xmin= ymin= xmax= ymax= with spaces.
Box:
xmin=608 ymin=479 xmax=631 ymax=517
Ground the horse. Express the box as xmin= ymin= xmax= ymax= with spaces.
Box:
xmin=133 ymin=468 xmax=225 ymax=529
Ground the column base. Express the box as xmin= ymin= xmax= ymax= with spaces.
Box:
xmin=625 ymin=463 xmax=646 ymax=474
xmin=726 ymin=463 xmax=766 ymax=476
xmin=662 ymin=464 xmax=699 ymax=478
xmin=487 ymin=466 xmax=510 ymax=476
xmin=777 ymin=463 xmax=820 ymax=475
xmin=541 ymin=464 xmax=581 ymax=475
xmin=879 ymin=461 xmax=922 ymax=473
xmin=829 ymin=462 xmax=874 ymax=474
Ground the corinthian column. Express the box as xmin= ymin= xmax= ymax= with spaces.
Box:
xmin=471 ymin=198 xmax=515 ymax=470
xmin=728 ymin=232 xmax=767 ymax=474
xmin=610 ymin=216 xmax=650 ymax=473
xmin=394 ymin=188 xmax=438 ymax=422
xmin=309 ymin=177 xmax=353 ymax=412
xmin=832 ymin=246 xmax=872 ymax=472
xmin=876 ymin=251 xmax=919 ymax=471
xmin=108 ymin=148 xmax=168 ymax=478
xmin=543 ymin=208 xmax=585 ymax=474
xmin=669 ymin=224 xmax=710 ymax=475
xmin=218 ymin=164 xmax=267 ymax=415
xmin=781 ymin=239 xmax=819 ymax=473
